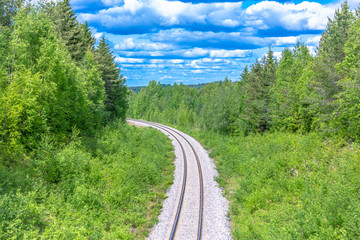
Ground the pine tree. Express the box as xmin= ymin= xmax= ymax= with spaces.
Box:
xmin=95 ymin=36 xmax=128 ymax=119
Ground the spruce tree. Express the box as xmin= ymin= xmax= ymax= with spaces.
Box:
xmin=307 ymin=1 xmax=355 ymax=125
xmin=95 ymin=36 xmax=127 ymax=119
xmin=332 ymin=13 xmax=360 ymax=140
xmin=243 ymin=48 xmax=277 ymax=132
xmin=47 ymin=0 xmax=86 ymax=62
xmin=270 ymin=44 xmax=313 ymax=131
xmin=80 ymin=21 xmax=95 ymax=51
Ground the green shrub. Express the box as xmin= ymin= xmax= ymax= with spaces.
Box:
xmin=0 ymin=122 xmax=174 ymax=239
xmin=194 ymin=130 xmax=360 ymax=239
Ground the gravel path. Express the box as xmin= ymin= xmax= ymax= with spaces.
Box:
xmin=127 ymin=120 xmax=232 ymax=240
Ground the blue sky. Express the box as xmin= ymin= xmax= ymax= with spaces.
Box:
xmin=70 ymin=0 xmax=359 ymax=86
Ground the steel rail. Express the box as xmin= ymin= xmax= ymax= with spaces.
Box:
xmin=128 ymin=119 xmax=203 ymax=240
xmin=128 ymin=119 xmax=187 ymax=239
xmin=149 ymin=122 xmax=204 ymax=240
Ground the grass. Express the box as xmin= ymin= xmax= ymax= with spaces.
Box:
xmin=0 ymin=121 xmax=174 ymax=239
xmin=187 ymin=129 xmax=360 ymax=239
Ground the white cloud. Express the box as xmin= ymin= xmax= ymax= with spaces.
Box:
xmin=307 ymin=46 xmax=317 ymax=56
xmin=306 ymin=35 xmax=321 ymax=45
xmin=115 ymin=38 xmax=136 ymax=49
xmin=150 ymin=59 xmax=165 ymax=64
xmin=191 ymin=70 xmax=204 ymax=73
xmin=115 ymin=57 xmax=145 ymax=63
xmin=184 ymin=48 xmax=209 ymax=58
xmin=123 ymin=0 xmax=144 ymax=14
xmin=246 ymin=1 xmax=337 ymax=31
xmin=209 ymin=49 xmax=251 ymax=58
xmin=168 ymin=59 xmax=184 ymax=64
xmin=259 ymin=51 xmax=282 ymax=61
xmin=115 ymin=38 xmax=174 ymax=51
xmin=80 ymin=0 xmax=244 ymax=33
xmin=94 ymin=32 xmax=104 ymax=39
xmin=267 ymin=36 xmax=300 ymax=46
xmin=222 ymin=19 xmax=240 ymax=27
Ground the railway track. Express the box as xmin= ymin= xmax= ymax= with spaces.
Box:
xmin=128 ymin=119 xmax=204 ymax=240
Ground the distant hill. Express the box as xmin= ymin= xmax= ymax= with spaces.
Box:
xmin=128 ymin=82 xmax=210 ymax=93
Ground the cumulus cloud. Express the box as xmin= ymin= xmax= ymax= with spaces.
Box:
xmin=115 ymin=57 xmax=145 ymax=63
xmin=306 ymin=35 xmax=321 ymax=45
xmin=79 ymin=0 xmax=338 ymax=35
xmin=79 ymin=0 xmax=243 ymax=34
xmin=169 ymin=59 xmax=185 ymax=64
xmin=209 ymin=49 xmax=252 ymax=58
xmin=94 ymin=32 xmax=104 ymax=39
xmin=115 ymin=38 xmax=175 ymax=51
xmin=245 ymin=1 xmax=336 ymax=31
xmin=191 ymin=69 xmax=205 ymax=73
xmin=151 ymin=29 xmax=315 ymax=50
xmin=73 ymin=0 xmax=345 ymax=86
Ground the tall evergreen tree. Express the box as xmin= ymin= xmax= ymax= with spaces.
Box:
xmin=270 ymin=44 xmax=313 ymax=131
xmin=80 ymin=21 xmax=95 ymax=51
xmin=46 ymin=0 xmax=87 ymax=62
xmin=95 ymin=36 xmax=127 ymax=119
xmin=306 ymin=1 xmax=355 ymax=126
xmin=332 ymin=13 xmax=360 ymax=140
xmin=242 ymin=48 xmax=277 ymax=132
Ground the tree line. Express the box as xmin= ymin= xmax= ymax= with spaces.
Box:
xmin=129 ymin=2 xmax=360 ymax=142
xmin=0 ymin=0 xmax=128 ymax=159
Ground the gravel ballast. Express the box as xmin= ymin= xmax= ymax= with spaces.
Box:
xmin=127 ymin=120 xmax=232 ymax=240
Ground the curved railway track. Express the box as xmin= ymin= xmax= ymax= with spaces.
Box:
xmin=128 ymin=119 xmax=204 ymax=240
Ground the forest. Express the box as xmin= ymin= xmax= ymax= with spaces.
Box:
xmin=1 ymin=0 xmax=360 ymax=239
xmin=0 ymin=0 xmax=175 ymax=238
xmin=128 ymin=2 xmax=360 ymax=238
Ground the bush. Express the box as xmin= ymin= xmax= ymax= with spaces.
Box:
xmin=194 ymin=130 xmax=360 ymax=239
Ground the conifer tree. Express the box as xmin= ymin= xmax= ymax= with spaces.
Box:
xmin=80 ymin=21 xmax=95 ymax=51
xmin=306 ymin=1 xmax=355 ymax=125
xmin=242 ymin=48 xmax=277 ymax=132
xmin=47 ymin=0 xmax=86 ymax=62
xmin=270 ymin=44 xmax=313 ymax=131
xmin=95 ymin=36 xmax=127 ymax=119
xmin=332 ymin=13 xmax=360 ymax=140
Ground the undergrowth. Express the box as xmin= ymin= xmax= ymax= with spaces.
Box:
xmin=0 ymin=121 xmax=174 ymax=239
xmin=188 ymin=130 xmax=360 ymax=239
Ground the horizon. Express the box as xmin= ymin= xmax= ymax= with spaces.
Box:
xmin=71 ymin=0 xmax=359 ymax=87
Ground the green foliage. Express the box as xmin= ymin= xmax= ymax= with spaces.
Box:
xmin=242 ymin=48 xmax=277 ymax=132
xmin=130 ymin=79 xmax=246 ymax=134
xmin=0 ymin=3 xmax=128 ymax=155
xmin=0 ymin=122 xmax=174 ymax=239
xmin=0 ymin=0 xmax=23 ymax=27
xmin=270 ymin=44 xmax=313 ymax=132
xmin=0 ymin=70 xmax=52 ymax=153
xmin=304 ymin=1 xmax=355 ymax=130
xmin=332 ymin=16 xmax=360 ymax=141
xmin=45 ymin=0 xmax=87 ymax=62
xmin=96 ymin=36 xmax=128 ymax=119
xmin=193 ymin=130 xmax=360 ymax=239
xmin=199 ymin=78 xmax=244 ymax=134
xmin=128 ymin=3 xmax=360 ymax=141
